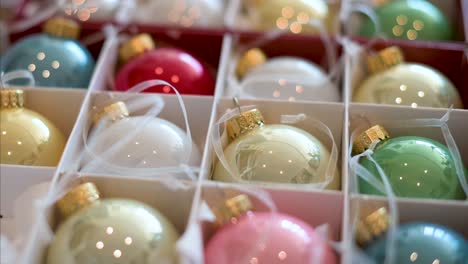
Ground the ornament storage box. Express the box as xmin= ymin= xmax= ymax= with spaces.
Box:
xmin=2 ymin=0 xmax=468 ymax=263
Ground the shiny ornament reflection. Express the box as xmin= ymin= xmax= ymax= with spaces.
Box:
xmin=245 ymin=0 xmax=329 ymax=34
xmin=47 ymin=183 xmax=179 ymax=264
xmin=365 ymin=222 xmax=468 ymax=264
xmin=213 ymin=109 xmax=340 ymax=189
xmin=237 ymin=49 xmax=339 ymax=102
xmin=133 ymin=0 xmax=224 ymax=28
xmin=360 ymin=0 xmax=453 ymax=41
xmin=354 ymin=125 xmax=466 ymax=200
xmin=114 ymin=34 xmax=215 ymax=95
xmin=353 ymin=47 xmax=462 ymax=108
xmin=84 ymin=101 xmax=201 ymax=172
xmin=1 ymin=17 xmax=95 ymax=88
xmin=0 ymin=90 xmax=66 ymax=166
xmin=63 ymin=0 xmax=120 ymax=21
xmin=205 ymin=211 xmax=337 ymax=264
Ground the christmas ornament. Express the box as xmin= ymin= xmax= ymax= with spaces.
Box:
xmin=359 ymin=0 xmax=453 ymax=41
xmin=357 ymin=207 xmax=468 ymax=264
xmin=353 ymin=125 xmax=466 ymax=200
xmin=244 ymin=0 xmax=329 ymax=34
xmin=133 ymin=0 xmax=224 ymax=28
xmin=205 ymin=194 xmax=338 ymax=264
xmin=47 ymin=182 xmax=179 ymax=264
xmin=1 ymin=17 xmax=95 ymax=88
xmin=84 ymin=101 xmax=201 ymax=171
xmin=212 ymin=108 xmax=340 ymax=190
xmin=353 ymin=46 xmax=462 ymax=108
xmin=114 ymin=34 xmax=215 ymax=95
xmin=62 ymin=0 xmax=120 ymax=21
xmin=0 ymin=89 xmax=66 ymax=166
xmin=236 ymin=48 xmax=339 ymax=102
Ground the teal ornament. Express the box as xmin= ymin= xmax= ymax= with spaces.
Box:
xmin=365 ymin=222 xmax=468 ymax=264
xmin=359 ymin=0 xmax=453 ymax=41
xmin=1 ymin=18 xmax=95 ymax=88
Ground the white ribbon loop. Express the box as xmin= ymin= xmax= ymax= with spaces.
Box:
xmin=342 ymin=1 xmax=382 ymax=38
xmin=79 ymin=79 xmax=195 ymax=180
xmin=211 ymin=104 xmax=338 ymax=191
xmin=1 ymin=70 xmax=36 ymax=88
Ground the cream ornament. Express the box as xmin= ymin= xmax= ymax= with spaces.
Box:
xmin=353 ymin=47 xmax=463 ymax=108
xmin=212 ymin=108 xmax=340 ymax=190
xmin=0 ymin=89 xmax=66 ymax=166
xmin=83 ymin=101 xmax=201 ymax=173
xmin=245 ymin=0 xmax=328 ymax=34
xmin=132 ymin=0 xmax=224 ymax=28
xmin=47 ymin=183 xmax=179 ymax=264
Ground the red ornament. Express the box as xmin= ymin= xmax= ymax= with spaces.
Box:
xmin=114 ymin=34 xmax=215 ymax=95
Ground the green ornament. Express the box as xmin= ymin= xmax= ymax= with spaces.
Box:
xmin=355 ymin=127 xmax=466 ymax=200
xmin=360 ymin=0 xmax=453 ymax=41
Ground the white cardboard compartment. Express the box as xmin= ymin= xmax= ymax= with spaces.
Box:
xmin=15 ymin=174 xmax=199 ymax=264
xmin=201 ymin=181 xmax=344 ymax=242
xmin=346 ymin=42 xmax=468 ymax=110
xmin=0 ymin=88 xmax=87 ymax=217
xmin=344 ymin=104 xmax=468 ymax=262
xmin=56 ymin=91 xmax=215 ymax=174
xmin=350 ymin=194 xmax=468 ymax=237
xmin=201 ymin=97 xmax=345 ymax=190
xmin=219 ymin=32 xmax=343 ymax=103
xmin=90 ymin=27 xmax=224 ymax=94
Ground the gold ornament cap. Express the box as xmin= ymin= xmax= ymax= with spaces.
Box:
xmin=43 ymin=17 xmax=80 ymax=39
xmin=366 ymin=46 xmax=404 ymax=74
xmin=226 ymin=108 xmax=265 ymax=141
xmin=356 ymin=207 xmax=390 ymax=245
xmin=236 ymin=48 xmax=267 ymax=79
xmin=212 ymin=194 xmax=253 ymax=226
xmin=353 ymin=125 xmax=390 ymax=154
xmin=1 ymin=89 xmax=24 ymax=108
xmin=56 ymin=182 xmax=101 ymax=219
xmin=119 ymin=34 xmax=155 ymax=63
xmin=93 ymin=101 xmax=130 ymax=124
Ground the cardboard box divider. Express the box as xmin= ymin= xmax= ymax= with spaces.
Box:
xmin=1 ymin=3 xmax=468 ymax=262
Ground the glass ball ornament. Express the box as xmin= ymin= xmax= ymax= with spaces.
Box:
xmin=114 ymin=34 xmax=215 ymax=95
xmin=359 ymin=0 xmax=453 ymax=41
xmin=62 ymin=0 xmax=121 ymax=21
xmin=353 ymin=46 xmax=462 ymax=109
xmin=205 ymin=195 xmax=338 ymax=264
xmin=132 ymin=0 xmax=224 ymax=28
xmin=0 ymin=89 xmax=66 ymax=166
xmin=236 ymin=48 xmax=339 ymax=102
xmin=1 ymin=17 xmax=95 ymax=88
xmin=47 ymin=182 xmax=179 ymax=264
xmin=244 ymin=0 xmax=329 ymax=34
xmin=212 ymin=108 xmax=340 ymax=190
xmin=83 ymin=101 xmax=201 ymax=172
xmin=353 ymin=125 xmax=466 ymax=200
xmin=357 ymin=208 xmax=468 ymax=264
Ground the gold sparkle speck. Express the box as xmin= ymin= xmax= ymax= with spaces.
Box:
xmin=413 ymin=20 xmax=424 ymax=31
xmin=396 ymin=15 xmax=408 ymax=25
xmin=407 ymin=29 xmax=418 ymax=40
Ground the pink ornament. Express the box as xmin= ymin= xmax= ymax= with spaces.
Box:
xmin=114 ymin=47 xmax=215 ymax=95
xmin=205 ymin=212 xmax=338 ymax=264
